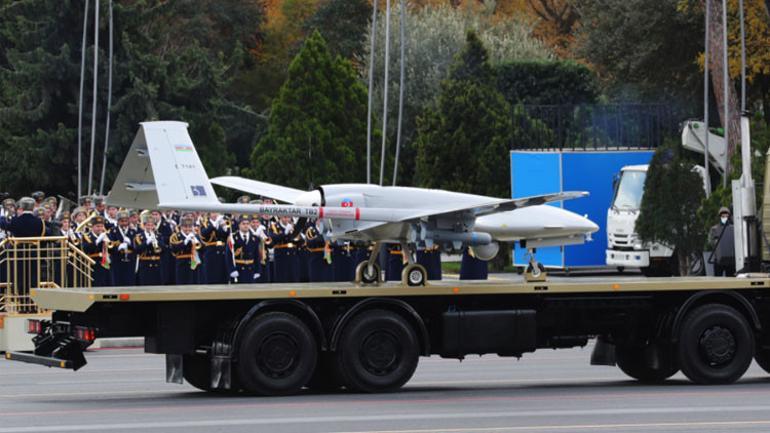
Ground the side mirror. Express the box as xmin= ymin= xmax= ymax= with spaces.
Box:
xmin=612 ymin=173 xmax=620 ymax=192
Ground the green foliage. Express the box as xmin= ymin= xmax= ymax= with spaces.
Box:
xmin=495 ymin=60 xmax=599 ymax=105
xmin=0 ymin=0 xmax=264 ymax=197
xmin=698 ymin=116 xmax=770 ymax=239
xmin=364 ymin=3 xmax=552 ymax=185
xmin=637 ymin=141 xmax=706 ymax=274
xmin=250 ymin=31 xmax=369 ymax=189
xmin=576 ymin=0 xmax=703 ymax=103
xmin=304 ymin=0 xmax=371 ymax=60
xmin=415 ymin=32 xmax=513 ymax=198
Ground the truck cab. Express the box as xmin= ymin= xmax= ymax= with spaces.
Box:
xmin=606 ymin=165 xmax=675 ymax=275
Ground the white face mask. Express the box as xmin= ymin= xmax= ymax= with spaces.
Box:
xmin=721 ymin=217 xmax=728 ymax=224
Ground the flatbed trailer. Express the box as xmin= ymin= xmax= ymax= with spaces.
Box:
xmin=7 ymin=276 xmax=770 ymax=395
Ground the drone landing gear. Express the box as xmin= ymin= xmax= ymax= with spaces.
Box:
xmin=355 ymin=242 xmax=382 ymax=285
xmin=524 ymin=249 xmax=547 ymax=282
xmin=400 ymin=243 xmax=427 ymax=287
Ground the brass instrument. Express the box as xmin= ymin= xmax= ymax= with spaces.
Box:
xmin=75 ymin=211 xmax=99 ymax=233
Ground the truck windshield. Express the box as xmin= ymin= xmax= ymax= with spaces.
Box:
xmin=613 ymin=170 xmax=646 ymax=210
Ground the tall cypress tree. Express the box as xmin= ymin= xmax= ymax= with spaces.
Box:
xmin=415 ymin=32 xmax=513 ymax=198
xmin=251 ymin=30 xmax=369 ymax=189
xmin=636 ymin=143 xmax=706 ymax=275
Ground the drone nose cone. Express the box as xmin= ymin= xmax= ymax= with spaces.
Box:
xmin=581 ymin=217 xmax=600 ymax=234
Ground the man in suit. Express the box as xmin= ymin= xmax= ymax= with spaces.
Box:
xmin=0 ymin=197 xmax=45 ymax=237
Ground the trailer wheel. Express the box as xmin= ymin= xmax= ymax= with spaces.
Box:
xmin=754 ymin=349 xmax=770 ymax=374
xmin=677 ymin=304 xmax=754 ymax=384
xmin=615 ymin=344 xmax=678 ymax=383
xmin=236 ymin=312 xmax=317 ymax=396
xmin=335 ymin=309 xmax=419 ymax=393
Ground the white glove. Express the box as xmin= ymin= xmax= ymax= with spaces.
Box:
xmin=253 ymin=273 xmax=260 ymax=280
xmin=284 ymin=223 xmax=293 ymax=234
xmin=122 ymin=236 xmax=130 ymax=244
xmin=256 ymin=225 xmax=267 ymax=239
xmin=96 ymin=233 xmax=106 ymax=244
xmin=184 ymin=234 xmax=195 ymax=245
xmin=230 ymin=270 xmax=239 ymax=278
xmin=146 ymin=236 xmax=154 ymax=245
xmin=215 ymin=215 xmax=224 ymax=228
xmin=118 ymin=242 xmax=128 ymax=251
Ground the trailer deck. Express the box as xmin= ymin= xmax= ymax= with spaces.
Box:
xmin=30 ymin=275 xmax=770 ymax=312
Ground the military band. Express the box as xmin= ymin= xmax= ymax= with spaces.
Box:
xmin=0 ymin=193 xmax=447 ymax=288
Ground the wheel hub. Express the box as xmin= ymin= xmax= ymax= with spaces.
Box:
xmin=258 ymin=333 xmax=298 ymax=378
xmin=408 ymin=269 xmax=423 ymax=285
xmin=360 ymin=331 xmax=400 ymax=376
xmin=699 ymin=326 xmax=736 ymax=366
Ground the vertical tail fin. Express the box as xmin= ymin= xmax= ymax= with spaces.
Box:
xmin=107 ymin=121 xmax=219 ymax=209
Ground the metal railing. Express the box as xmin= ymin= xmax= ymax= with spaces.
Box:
xmin=0 ymin=236 xmax=93 ymax=315
xmin=515 ymin=104 xmax=686 ymax=150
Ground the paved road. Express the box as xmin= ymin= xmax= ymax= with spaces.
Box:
xmin=3 ymin=345 xmax=770 ymax=433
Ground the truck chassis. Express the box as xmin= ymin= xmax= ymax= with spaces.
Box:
xmin=7 ymin=276 xmax=770 ymax=395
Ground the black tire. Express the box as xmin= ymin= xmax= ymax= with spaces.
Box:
xmin=236 ymin=312 xmax=317 ymax=396
xmin=402 ymin=264 xmax=427 ymax=286
xmin=356 ymin=262 xmax=381 ymax=284
xmin=616 ymin=344 xmax=678 ymax=383
xmin=335 ymin=309 xmax=419 ymax=393
xmin=306 ymin=352 xmax=343 ymax=392
xmin=754 ymin=349 xmax=770 ymax=374
xmin=677 ymin=304 xmax=754 ymax=384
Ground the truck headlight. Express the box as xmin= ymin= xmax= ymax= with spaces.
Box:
xmin=634 ymin=242 xmax=643 ymax=250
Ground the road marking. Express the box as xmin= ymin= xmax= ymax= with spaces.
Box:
xmin=335 ymin=420 xmax=770 ymax=433
xmin=1 ymin=406 xmax=769 ymax=432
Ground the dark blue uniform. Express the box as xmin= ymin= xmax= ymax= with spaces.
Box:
xmin=134 ymin=231 xmax=164 ymax=286
xmin=227 ymin=230 xmax=261 ymax=284
xmin=269 ymin=221 xmax=300 ymax=283
xmin=169 ymin=231 xmax=201 ymax=285
xmin=81 ymin=232 xmax=113 ymax=287
xmin=200 ymin=218 xmax=228 ymax=284
xmin=332 ymin=242 xmax=355 ymax=282
xmin=157 ymin=215 xmax=176 ymax=285
xmin=386 ymin=244 xmax=405 ymax=281
xmin=305 ymin=225 xmax=333 ymax=282
xmin=417 ymin=245 xmax=443 ymax=280
xmin=108 ymin=226 xmax=137 ymax=286
xmin=459 ymin=247 xmax=488 ymax=280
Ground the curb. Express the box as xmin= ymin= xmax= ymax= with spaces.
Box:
xmin=90 ymin=337 xmax=144 ymax=349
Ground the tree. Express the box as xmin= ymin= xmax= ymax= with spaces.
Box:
xmin=636 ymin=143 xmax=706 ymax=275
xmin=304 ymin=0 xmax=371 ymax=60
xmin=415 ymin=32 xmax=513 ymax=198
xmin=576 ymin=0 xmax=703 ymax=103
xmin=245 ymin=0 xmax=320 ymax=111
xmin=0 ymin=0 xmax=259 ymax=197
xmin=250 ymin=31 xmax=369 ymax=189
xmin=365 ymin=3 xmax=551 ymax=186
